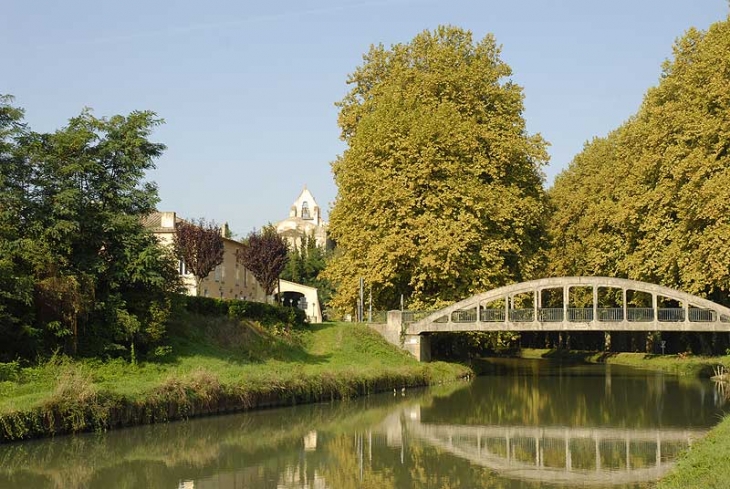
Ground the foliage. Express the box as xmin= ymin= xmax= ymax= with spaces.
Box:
xmin=431 ymin=331 xmax=521 ymax=360
xmin=177 ymin=293 xmax=306 ymax=328
xmin=325 ymin=25 xmax=549 ymax=314
xmin=0 ymin=96 xmax=181 ymax=360
xmin=173 ymin=218 xmax=224 ymax=294
xmin=237 ymin=225 xmax=289 ymax=299
xmin=547 ymin=18 xmax=730 ymax=305
xmin=281 ymin=231 xmax=335 ymax=309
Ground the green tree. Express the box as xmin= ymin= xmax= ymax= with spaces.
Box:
xmin=548 ymin=17 xmax=730 ymax=308
xmin=0 ymin=96 xmax=37 ymax=358
xmin=237 ymin=225 xmax=289 ymax=302
xmin=281 ymin=232 xmax=335 ymax=311
xmin=0 ymin=99 xmax=181 ymax=359
xmin=325 ymin=26 xmax=549 ymax=312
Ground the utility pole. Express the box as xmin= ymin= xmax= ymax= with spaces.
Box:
xmin=359 ymin=277 xmax=364 ymax=323
xmin=368 ymin=283 xmax=372 ymax=323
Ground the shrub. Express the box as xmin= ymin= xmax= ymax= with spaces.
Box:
xmin=177 ymin=294 xmax=306 ymax=328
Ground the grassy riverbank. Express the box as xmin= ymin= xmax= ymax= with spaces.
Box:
xmin=518 ymin=348 xmax=730 ymax=377
xmin=0 ymin=316 xmax=470 ymax=443
xmin=517 ymin=348 xmax=730 ymax=488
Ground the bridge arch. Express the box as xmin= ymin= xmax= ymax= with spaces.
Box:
xmin=408 ymin=277 xmax=730 ymax=335
xmin=389 ymin=277 xmax=730 ymax=360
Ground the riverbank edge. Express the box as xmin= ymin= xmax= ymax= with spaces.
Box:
xmin=0 ymin=363 xmax=471 ymax=444
xmin=515 ymin=348 xmax=730 ymax=488
xmin=517 ymin=348 xmax=730 ymax=377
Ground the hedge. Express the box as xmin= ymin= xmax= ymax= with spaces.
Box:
xmin=178 ymin=295 xmax=306 ymax=327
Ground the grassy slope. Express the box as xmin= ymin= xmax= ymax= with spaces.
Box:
xmin=0 ymin=316 xmax=470 ymax=436
xmin=518 ymin=348 xmax=730 ymax=488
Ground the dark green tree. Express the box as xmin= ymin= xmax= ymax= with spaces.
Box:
xmin=0 ymin=99 xmax=181 ymax=359
xmin=280 ymin=232 xmax=335 ymax=311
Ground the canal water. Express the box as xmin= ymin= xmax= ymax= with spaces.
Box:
xmin=0 ymin=359 xmax=727 ymax=489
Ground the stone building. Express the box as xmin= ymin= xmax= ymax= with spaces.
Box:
xmin=275 ymin=185 xmax=328 ymax=249
xmin=143 ymin=211 xmax=267 ymax=301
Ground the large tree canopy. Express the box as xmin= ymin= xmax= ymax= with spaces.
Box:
xmin=324 ymin=26 xmax=549 ymax=311
xmin=548 ymin=18 xmax=730 ymax=305
xmin=0 ymin=97 xmax=180 ymax=359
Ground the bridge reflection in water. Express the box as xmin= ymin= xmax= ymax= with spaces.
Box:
xmin=381 ymin=406 xmax=704 ymax=486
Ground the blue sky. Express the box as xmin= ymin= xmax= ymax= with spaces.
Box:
xmin=3 ymin=0 xmax=728 ymax=236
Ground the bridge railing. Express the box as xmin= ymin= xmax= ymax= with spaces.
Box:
xmin=627 ymin=307 xmax=654 ymax=322
xmin=657 ymin=308 xmax=684 ymax=322
xmin=509 ymin=309 xmax=535 ymax=322
xmin=408 ymin=306 xmax=723 ymax=326
xmin=689 ymin=308 xmax=716 ymax=322
xmin=567 ymin=308 xmax=593 ymax=322
xmin=597 ymin=308 xmax=624 ymax=322
xmin=538 ymin=308 xmax=564 ymax=322
xmin=451 ymin=309 xmax=477 ymax=323
xmin=402 ymin=311 xmax=432 ymax=325
xmin=481 ymin=309 xmax=506 ymax=322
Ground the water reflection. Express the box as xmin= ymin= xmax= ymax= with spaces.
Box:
xmin=0 ymin=361 xmax=727 ymax=489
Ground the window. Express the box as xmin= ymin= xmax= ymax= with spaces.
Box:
xmin=178 ymin=260 xmax=188 ymax=276
xmin=302 ymin=201 xmax=311 ymax=220
xmin=214 ymin=265 xmax=221 ymax=282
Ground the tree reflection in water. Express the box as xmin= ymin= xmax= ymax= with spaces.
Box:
xmin=0 ymin=361 xmax=726 ymax=489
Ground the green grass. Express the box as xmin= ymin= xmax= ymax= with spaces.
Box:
xmin=518 ymin=348 xmax=730 ymax=377
xmin=655 ymin=415 xmax=730 ymax=489
xmin=0 ymin=315 xmax=470 ymax=441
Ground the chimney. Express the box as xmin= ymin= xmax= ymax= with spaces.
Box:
xmin=160 ymin=211 xmax=176 ymax=229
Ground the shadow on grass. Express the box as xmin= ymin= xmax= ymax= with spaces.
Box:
xmin=152 ymin=313 xmax=333 ymax=368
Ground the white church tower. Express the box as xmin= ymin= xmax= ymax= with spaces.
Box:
xmin=275 ymin=185 xmax=328 ymax=249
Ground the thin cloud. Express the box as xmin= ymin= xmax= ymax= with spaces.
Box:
xmin=37 ymin=0 xmax=439 ymax=48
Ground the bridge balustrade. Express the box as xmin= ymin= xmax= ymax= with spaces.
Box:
xmin=480 ymin=309 xmax=506 ymax=322
xmin=567 ymin=308 xmax=593 ymax=322
xmin=451 ymin=309 xmax=477 ymax=323
xmin=538 ymin=308 xmax=564 ymax=322
xmin=597 ymin=308 xmax=624 ymax=322
xmin=509 ymin=309 xmax=534 ymax=322
xmin=403 ymin=311 xmax=432 ymax=324
xmin=689 ymin=308 xmax=716 ymax=322
xmin=657 ymin=308 xmax=685 ymax=322
xmin=627 ymin=308 xmax=654 ymax=322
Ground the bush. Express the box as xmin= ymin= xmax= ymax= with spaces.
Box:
xmin=177 ymin=294 xmax=306 ymax=328
xmin=0 ymin=361 xmax=20 ymax=382
xmin=179 ymin=295 xmax=229 ymax=316
xmin=229 ymin=300 xmax=306 ymax=328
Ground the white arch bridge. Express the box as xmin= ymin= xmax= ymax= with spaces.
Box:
xmin=375 ymin=277 xmax=730 ymax=361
